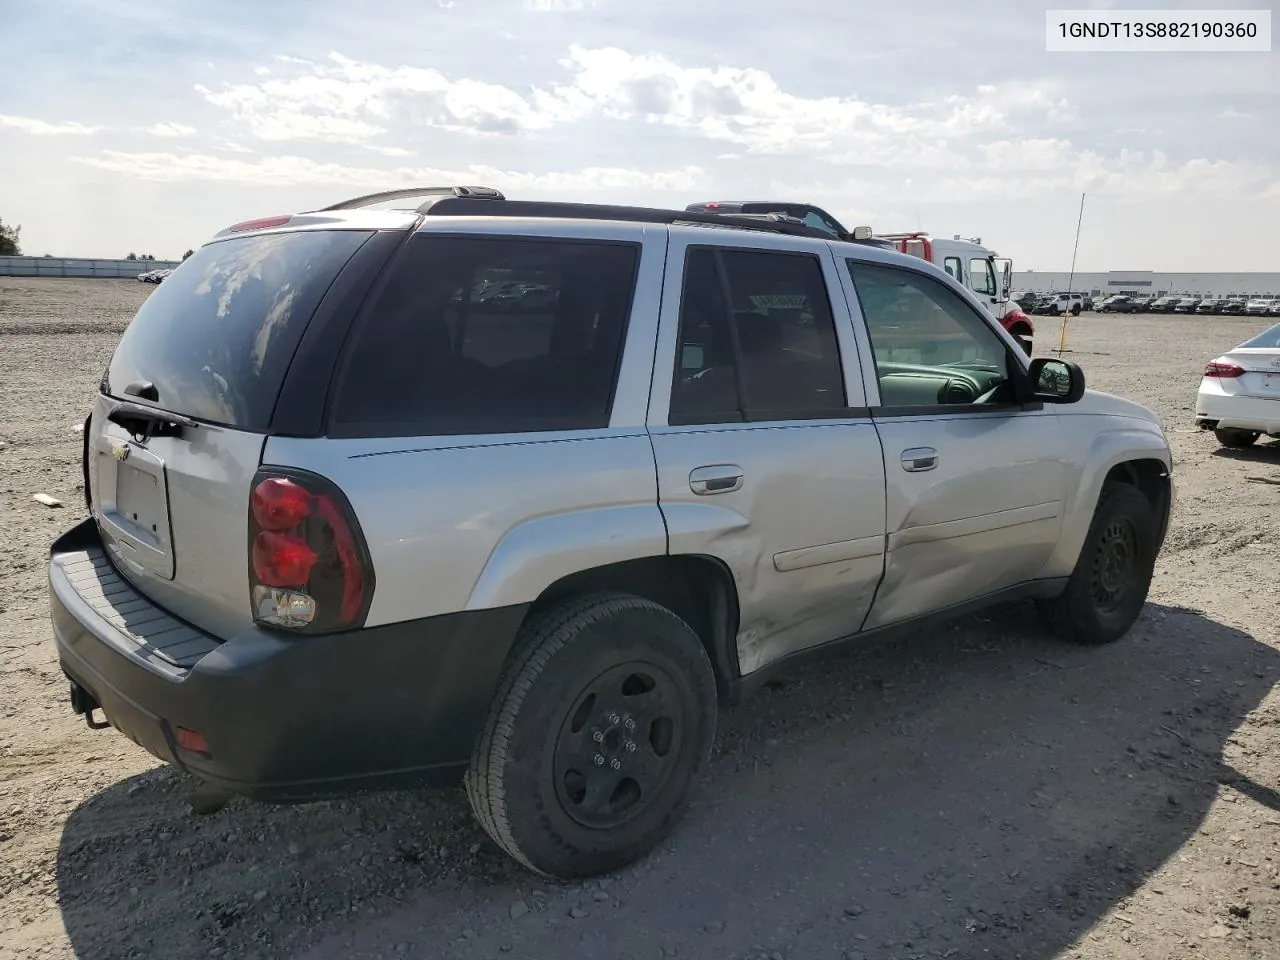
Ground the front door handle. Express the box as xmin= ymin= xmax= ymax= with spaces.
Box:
xmin=689 ymin=464 xmax=744 ymax=495
xmin=901 ymin=447 xmax=938 ymax=472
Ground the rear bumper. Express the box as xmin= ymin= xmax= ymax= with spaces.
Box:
xmin=1194 ymin=390 xmax=1280 ymax=435
xmin=49 ymin=518 xmax=527 ymax=802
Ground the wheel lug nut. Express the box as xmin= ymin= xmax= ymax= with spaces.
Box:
xmin=594 ymin=754 xmax=605 ymax=766
xmin=592 ymin=731 xmax=604 ymax=743
xmin=625 ymin=741 xmax=637 ymax=752
xmin=610 ymin=759 xmax=621 ymax=770
xmin=624 ymin=717 xmax=635 ymax=730
xmin=608 ymin=713 xmax=620 ymax=724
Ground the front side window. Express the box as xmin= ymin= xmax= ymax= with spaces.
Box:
xmin=670 ymin=247 xmax=846 ymax=424
xmin=847 ymin=260 xmax=1016 ymax=409
xmin=969 ymin=258 xmax=996 ymax=296
xmin=331 ymin=236 xmax=639 ymax=437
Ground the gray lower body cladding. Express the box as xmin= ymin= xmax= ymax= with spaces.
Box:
xmin=49 ymin=518 xmax=527 ymax=801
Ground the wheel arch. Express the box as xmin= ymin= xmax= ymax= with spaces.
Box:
xmin=1040 ymin=436 xmax=1172 ymax=580
xmin=527 ymin=554 xmax=743 ymax=701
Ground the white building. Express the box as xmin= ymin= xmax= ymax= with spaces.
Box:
xmin=1011 ymin=270 xmax=1280 ymax=299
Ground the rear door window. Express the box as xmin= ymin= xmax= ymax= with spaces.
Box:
xmin=105 ymin=229 xmax=373 ymax=431
xmin=330 ymin=235 xmax=640 ymax=437
xmin=669 ymin=247 xmax=847 ymax=424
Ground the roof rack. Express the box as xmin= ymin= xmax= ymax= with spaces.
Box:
xmin=320 ymin=185 xmax=506 ymax=212
xmin=422 ymin=197 xmax=835 ymax=239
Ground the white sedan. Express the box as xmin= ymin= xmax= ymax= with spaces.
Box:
xmin=1196 ymin=322 xmax=1280 ymax=447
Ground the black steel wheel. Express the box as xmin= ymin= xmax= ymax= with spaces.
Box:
xmin=552 ymin=662 xmax=687 ymax=831
xmin=1037 ymin=484 xmax=1159 ymax=645
xmin=465 ymin=593 xmax=717 ymax=878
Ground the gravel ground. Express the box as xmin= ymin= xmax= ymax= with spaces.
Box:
xmin=1 ymin=277 xmax=1278 ymax=960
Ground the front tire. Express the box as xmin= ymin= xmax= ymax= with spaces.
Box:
xmin=1214 ymin=427 xmax=1259 ymax=448
xmin=1037 ymin=484 xmax=1158 ymax=645
xmin=465 ymin=593 xmax=717 ymax=879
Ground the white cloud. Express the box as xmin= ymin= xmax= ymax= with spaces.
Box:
xmin=543 ymin=46 xmax=1073 ymax=154
xmin=196 ymin=51 xmax=556 ymax=143
xmin=0 ymin=114 xmax=101 ymax=136
xmin=145 ymin=122 xmax=197 ymax=137
xmin=71 ymin=149 xmax=704 ymax=194
xmin=195 ymin=45 xmax=1074 ymax=157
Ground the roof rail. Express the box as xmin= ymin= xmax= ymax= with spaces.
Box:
xmin=320 ymin=185 xmax=506 ymax=212
xmin=422 ymin=197 xmax=835 ymax=239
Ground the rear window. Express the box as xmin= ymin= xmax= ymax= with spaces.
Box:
xmin=106 ymin=229 xmax=372 ymax=430
xmin=330 ymin=235 xmax=640 ymax=437
xmin=1240 ymin=323 xmax=1280 ymax=349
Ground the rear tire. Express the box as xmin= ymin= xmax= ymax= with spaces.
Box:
xmin=1214 ymin=427 xmax=1259 ymax=448
xmin=465 ymin=593 xmax=717 ymax=879
xmin=1037 ymin=484 xmax=1158 ymax=646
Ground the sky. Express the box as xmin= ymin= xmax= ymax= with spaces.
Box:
xmin=0 ymin=0 xmax=1276 ymax=270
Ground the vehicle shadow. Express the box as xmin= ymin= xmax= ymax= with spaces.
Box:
xmin=1211 ymin=439 xmax=1280 ymax=466
xmin=56 ymin=601 xmax=1279 ymax=960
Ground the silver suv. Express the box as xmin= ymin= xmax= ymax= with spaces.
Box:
xmin=49 ymin=186 xmax=1173 ymax=879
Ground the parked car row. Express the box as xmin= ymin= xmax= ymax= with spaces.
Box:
xmin=1094 ymin=295 xmax=1280 ymax=316
xmin=1014 ymin=292 xmax=1091 ymax=316
xmin=136 ymin=269 xmax=173 ymax=284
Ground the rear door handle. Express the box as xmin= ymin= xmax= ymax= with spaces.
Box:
xmin=901 ymin=447 xmax=938 ymax=472
xmin=689 ymin=464 xmax=744 ymax=495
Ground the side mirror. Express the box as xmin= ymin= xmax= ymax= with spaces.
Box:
xmin=850 ymin=225 xmax=874 ymax=241
xmin=1026 ymin=357 xmax=1085 ymax=403
xmin=995 ymin=258 xmax=1012 ymax=299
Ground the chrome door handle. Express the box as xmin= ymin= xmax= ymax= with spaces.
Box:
xmin=901 ymin=447 xmax=938 ymax=472
xmin=689 ymin=464 xmax=744 ymax=495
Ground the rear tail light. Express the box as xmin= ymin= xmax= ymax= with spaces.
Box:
xmin=1204 ymin=361 xmax=1245 ymax=378
xmin=247 ymin=470 xmax=374 ymax=632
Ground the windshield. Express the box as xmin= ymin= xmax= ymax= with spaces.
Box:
xmin=106 ymin=229 xmax=372 ymax=430
xmin=1240 ymin=323 xmax=1280 ymax=348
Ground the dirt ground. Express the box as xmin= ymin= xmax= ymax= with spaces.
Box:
xmin=1 ymin=277 xmax=1278 ymax=960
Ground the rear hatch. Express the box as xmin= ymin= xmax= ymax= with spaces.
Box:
xmin=86 ymin=226 xmax=378 ymax=639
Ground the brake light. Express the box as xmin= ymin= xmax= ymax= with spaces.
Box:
xmin=1204 ymin=361 xmax=1244 ymax=378
xmin=252 ymin=531 xmax=317 ymax=586
xmin=229 ymin=215 xmax=292 ymax=233
xmin=251 ymin=477 xmax=312 ymax=530
xmin=247 ymin=470 xmax=374 ymax=632
xmin=703 ymin=202 xmax=721 ymax=209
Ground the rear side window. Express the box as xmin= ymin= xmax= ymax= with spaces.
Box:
xmin=669 ymin=246 xmax=846 ymax=424
xmin=330 ymin=236 xmax=640 ymax=437
xmin=106 ymin=230 xmax=372 ymax=431
xmin=1241 ymin=323 xmax=1280 ymax=348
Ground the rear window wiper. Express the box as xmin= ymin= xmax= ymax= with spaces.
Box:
xmin=105 ymin=399 xmax=200 ymax=440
